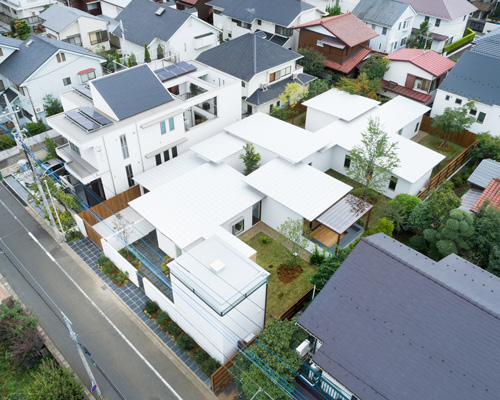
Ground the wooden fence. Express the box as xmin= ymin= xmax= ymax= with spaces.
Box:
xmin=417 ymin=141 xmax=478 ymax=199
xmin=279 ymin=287 xmax=314 ymax=321
xmin=77 ymin=185 xmax=141 ymax=248
xmin=419 ymin=115 xmax=476 ymax=148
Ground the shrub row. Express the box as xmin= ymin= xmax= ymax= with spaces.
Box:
xmin=443 ymin=28 xmax=475 ymax=54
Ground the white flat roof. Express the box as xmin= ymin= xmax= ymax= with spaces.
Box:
xmin=93 ymin=206 xmax=142 ymax=239
xmin=244 ymin=158 xmax=352 ymax=221
xmin=129 ymin=163 xmax=265 ymax=249
xmin=302 ymin=88 xmax=380 ymax=122
xmin=224 ymin=113 xmax=335 ymax=164
xmin=190 ymin=132 xmax=246 ymax=163
xmin=169 ymin=236 xmax=269 ymax=315
xmin=208 ymin=226 xmax=257 ymax=260
xmin=133 ymin=150 xmax=206 ymax=191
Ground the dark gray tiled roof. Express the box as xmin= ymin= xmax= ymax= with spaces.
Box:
xmin=353 ymin=0 xmax=411 ymax=28
xmin=472 ymin=28 xmax=500 ymax=59
xmin=467 ymin=158 xmax=500 ymax=188
xmin=197 ymin=32 xmax=301 ymax=82
xmin=0 ymin=35 xmax=21 ymax=49
xmin=439 ymin=50 xmax=500 ymax=106
xmin=40 ymin=4 xmax=103 ymax=33
xmin=208 ymin=0 xmax=315 ymax=26
xmin=113 ymin=0 xmax=190 ymax=46
xmin=245 ymin=73 xmax=315 ymax=105
xmin=0 ymin=35 xmax=103 ymax=85
xmin=298 ymin=233 xmax=500 ymax=400
xmin=90 ymin=64 xmax=174 ymax=120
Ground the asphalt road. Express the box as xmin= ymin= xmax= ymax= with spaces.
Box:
xmin=0 ymin=184 xmax=215 ymax=400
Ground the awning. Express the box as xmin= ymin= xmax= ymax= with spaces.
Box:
xmin=316 ymin=194 xmax=372 ymax=234
xmin=78 ymin=68 xmax=96 ymax=75
xmin=144 ymin=138 xmax=187 ymax=159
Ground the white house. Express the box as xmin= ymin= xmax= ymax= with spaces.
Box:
xmin=100 ymin=0 xmax=130 ymax=18
xmin=352 ymin=0 xmax=416 ymax=53
xmin=0 ymin=35 xmax=104 ymax=125
xmin=382 ymin=48 xmax=455 ymax=105
xmin=112 ymin=0 xmax=220 ymax=63
xmin=210 ymin=0 xmax=324 ymax=51
xmin=40 ymin=4 xmax=111 ymax=51
xmin=197 ymin=32 xmax=315 ymax=115
xmin=47 ymin=60 xmax=241 ymax=205
xmin=399 ymin=0 xmax=477 ymax=52
xmin=0 ymin=0 xmax=56 ymax=22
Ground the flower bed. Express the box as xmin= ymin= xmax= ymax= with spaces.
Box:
xmin=97 ymin=254 xmax=129 ymax=287
xmin=118 ymin=248 xmax=142 ymax=269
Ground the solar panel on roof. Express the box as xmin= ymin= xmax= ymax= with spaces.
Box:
xmin=65 ymin=110 xmax=100 ymax=132
xmin=73 ymin=85 xmax=92 ymax=100
xmin=79 ymin=106 xmax=113 ymax=127
xmin=153 ymin=61 xmax=197 ymax=82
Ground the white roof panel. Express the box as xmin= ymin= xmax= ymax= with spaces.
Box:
xmin=129 ymin=163 xmax=264 ymax=249
xmin=302 ymin=88 xmax=380 ymax=122
xmin=133 ymin=150 xmax=206 ymax=191
xmin=244 ymin=158 xmax=352 ymax=221
xmin=190 ymin=132 xmax=246 ymax=163
xmin=208 ymin=226 xmax=257 ymax=259
xmin=368 ymin=96 xmax=430 ymax=133
xmin=224 ymin=113 xmax=335 ymax=163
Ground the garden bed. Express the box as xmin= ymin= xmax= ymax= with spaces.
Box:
xmin=97 ymin=254 xmax=130 ymax=287
xmin=142 ymin=301 xmax=220 ymax=376
xmin=417 ymin=134 xmax=465 ymax=176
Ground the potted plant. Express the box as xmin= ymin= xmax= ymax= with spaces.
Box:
xmin=144 ymin=44 xmax=151 ymax=63
xmin=130 ymin=52 xmax=137 ymax=66
xmin=157 ymin=43 xmax=164 ymax=59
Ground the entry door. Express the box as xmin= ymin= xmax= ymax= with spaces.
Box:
xmin=252 ymin=201 xmax=261 ymax=225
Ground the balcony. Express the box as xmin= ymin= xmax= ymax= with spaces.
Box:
xmin=56 ymin=143 xmax=98 ymax=185
xmin=297 ymin=363 xmax=350 ymax=400
xmin=183 ymin=97 xmax=217 ymax=130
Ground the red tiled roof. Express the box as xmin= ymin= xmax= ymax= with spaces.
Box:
xmin=471 ymin=177 xmax=500 ymax=212
xmin=177 ymin=0 xmax=197 ymax=4
xmin=78 ymin=67 xmax=96 ymax=75
xmin=388 ymin=49 xmax=455 ymax=76
xmin=381 ymin=80 xmax=432 ymax=103
xmin=293 ymin=13 xmax=378 ymax=48
xmin=325 ymin=46 xmax=372 ymax=74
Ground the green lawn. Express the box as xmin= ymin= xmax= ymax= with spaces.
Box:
xmin=325 ymin=169 xmax=391 ymax=229
xmin=244 ymin=232 xmax=316 ymax=323
xmin=417 ymin=134 xmax=465 ymax=176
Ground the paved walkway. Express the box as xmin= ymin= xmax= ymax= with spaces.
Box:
xmin=68 ymin=236 xmax=211 ymax=388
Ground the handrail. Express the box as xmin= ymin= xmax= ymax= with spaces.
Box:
xmin=298 ymin=363 xmax=350 ymax=400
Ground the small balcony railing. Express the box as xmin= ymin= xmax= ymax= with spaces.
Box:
xmin=298 ymin=363 xmax=350 ymax=400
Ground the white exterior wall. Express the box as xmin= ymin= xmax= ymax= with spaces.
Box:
xmin=103 ymin=218 xmax=154 ymax=251
xmin=2 ymin=0 xmax=57 ymax=19
xmin=143 ymin=277 xmax=177 ymax=323
xmin=413 ymin=13 xmax=471 ymax=52
xmin=100 ymin=1 xmax=123 ymax=18
xmin=305 ymin=107 xmax=339 ymax=132
xmin=0 ymin=45 xmax=17 ymax=63
xmin=399 ymin=115 xmax=422 ymax=139
xmin=157 ymin=230 xmax=181 ymax=258
xmin=302 ymin=147 xmax=334 ymax=172
xmin=366 ymin=8 xmax=415 ymax=53
xmin=261 ymin=196 xmax=303 ymax=231
xmin=220 ymin=205 xmax=254 ymax=237
xmin=46 ymin=17 xmax=110 ymax=51
xmin=431 ymin=89 xmax=500 ymax=136
xmin=102 ymin=238 xmax=141 ymax=286
xmin=384 ymin=61 xmax=434 ymax=86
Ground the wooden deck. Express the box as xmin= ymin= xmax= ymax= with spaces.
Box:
xmin=311 ymin=225 xmax=345 ymax=248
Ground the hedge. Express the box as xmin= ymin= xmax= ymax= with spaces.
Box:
xmin=443 ymin=28 xmax=475 ymax=54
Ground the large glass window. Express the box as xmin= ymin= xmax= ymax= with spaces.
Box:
xmin=232 ymin=219 xmax=245 ymax=235
xmin=120 ymin=134 xmax=129 ymax=159
xmin=89 ymin=30 xmax=108 ymax=45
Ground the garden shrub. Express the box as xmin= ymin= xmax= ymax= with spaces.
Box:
xmin=167 ymin=321 xmax=180 ymax=337
xmin=65 ymin=230 xmax=82 ymax=242
xmin=260 ymin=235 xmax=271 ymax=244
xmin=144 ymin=300 xmax=160 ymax=315
xmin=390 ymin=194 xmax=421 ymax=217
xmin=309 ymin=245 xmax=326 ymax=265
xmin=0 ymin=133 xmax=16 ymax=150
xmin=202 ymin=357 xmax=221 ymax=375
xmin=26 ymin=122 xmax=46 ymax=135
xmin=194 ymin=348 xmax=208 ymax=365
xmin=177 ymin=333 xmax=195 ymax=352
xmin=97 ymin=253 xmax=109 ymax=266
xmin=156 ymin=310 xmax=169 ymax=325
xmin=408 ymin=235 xmax=428 ymax=254
xmin=115 ymin=270 xmax=129 ymax=285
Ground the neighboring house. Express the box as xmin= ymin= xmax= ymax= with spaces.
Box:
xmin=296 ymin=233 xmax=500 ymax=400
xmin=175 ymin=0 xmax=213 ymax=24
xmin=196 ymin=32 xmax=315 ymax=115
xmin=40 ymin=4 xmax=110 ymax=51
xmin=210 ymin=0 xmax=323 ymax=51
xmin=0 ymin=0 xmax=56 ymax=22
xmin=112 ymin=0 xmax=220 ymax=63
xmin=461 ymin=158 xmax=500 ymax=211
xmin=305 ymin=89 xmax=445 ymax=198
xmin=100 ymin=0 xmax=130 ymax=18
xmin=470 ymin=177 xmax=500 ymax=211
xmin=67 ymin=0 xmax=102 ymax=16
xmin=399 ymin=0 xmax=477 ymax=52
xmin=352 ymin=0 xmax=417 ymax=54
xmin=382 ymin=48 xmax=455 ymax=104
xmin=293 ymin=13 xmax=378 ymax=76
xmin=468 ymin=0 xmax=498 ymax=32
xmin=0 ymin=35 xmax=104 ymax=125
xmin=47 ymin=61 xmax=241 ymax=205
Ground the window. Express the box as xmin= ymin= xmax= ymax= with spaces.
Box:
xmin=0 ymin=80 xmax=4 ymax=92
xmin=257 ymin=19 xmax=262 ymax=25
xmin=232 ymin=219 xmax=245 ymax=235
xmin=277 ymin=101 xmax=280 ymax=107
xmin=413 ymin=77 xmax=430 ymax=92
xmin=242 ymin=81 xmax=246 ymax=88
xmin=69 ymin=141 xmax=81 ymax=156
xmin=469 ymin=108 xmax=477 ymax=116
xmin=316 ymin=39 xmax=324 ymax=47
xmin=125 ymin=164 xmax=134 ymax=188
xmin=269 ymin=72 xmax=276 ymax=82
xmin=371 ymin=24 xmax=376 ymax=29
xmin=393 ymin=41 xmax=398 ymax=50
xmin=228 ymin=32 xmax=232 ymax=38
xmin=382 ymin=27 xmax=387 ymax=35
xmin=0 ymin=48 xmax=3 ymax=56
xmin=89 ymin=30 xmax=108 ymax=45
xmin=435 ymin=18 xmax=441 ymax=27
xmin=160 ymin=121 xmax=167 ymax=134
xmin=155 ymin=154 xmax=162 ymax=166
xmin=415 ymin=122 xmax=420 ymax=132
xmin=62 ymin=77 xmax=71 ymax=86
xmin=464 ymin=15 xmax=466 ymax=21
xmin=455 ymin=98 xmax=462 ymax=105
xmin=63 ymin=35 xmax=82 ymax=46
xmin=87 ymin=2 xmax=98 ymax=10
xmin=388 ymin=176 xmax=398 ymax=191
xmin=285 ymin=66 xmax=291 ymax=75
xmin=400 ymin=37 xmax=406 ymax=46
xmin=477 ymin=112 xmax=486 ymax=124
xmin=56 ymin=52 xmax=66 ymax=63
xmin=164 ymin=150 xmax=170 ymax=162
xmin=184 ymin=43 xmax=187 ymax=51
xmin=445 ymin=95 xmax=450 ymax=101
xmin=397 ymin=128 xmax=403 ymax=135
xmin=398 ymin=22 xmax=401 ymax=30
xmin=120 ymin=134 xmax=129 ymax=159
xmin=9 ymin=80 xmax=24 ymax=95
xmin=80 ymin=70 xmax=96 ymax=83
xmin=344 ymin=155 xmax=351 ymax=169
xmin=232 ymin=18 xmax=251 ymax=29
xmin=168 ymin=117 xmax=174 ymax=131
xmin=424 ymin=16 xmax=429 ymax=22
xmin=172 ymin=146 xmax=178 ymax=158
xmin=275 ymin=25 xmax=293 ymax=37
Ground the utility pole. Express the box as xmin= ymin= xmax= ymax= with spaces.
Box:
xmin=3 ymin=94 xmax=62 ymax=242
xmin=62 ymin=313 xmax=104 ymax=400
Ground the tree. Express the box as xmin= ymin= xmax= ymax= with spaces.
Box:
xmin=13 ymin=20 xmax=30 ymax=40
xmin=232 ymin=319 xmax=307 ymax=400
xmin=361 ymin=54 xmax=390 ymax=81
xmin=432 ymin=100 xmax=476 ymax=146
xmin=423 ymin=208 xmax=474 ymax=259
xmin=43 ymin=94 xmax=63 ymax=117
xmin=114 ymin=50 xmax=120 ymax=65
xmin=44 ymin=137 xmax=58 ymax=159
xmin=385 ymin=194 xmax=421 ymax=232
xmin=306 ymin=79 xmax=329 ymax=99
xmin=279 ymin=82 xmax=307 ymax=107
xmin=310 ymin=247 xmax=351 ymax=290
xmin=325 ymin=2 xmax=342 ymax=16
xmin=239 ymin=142 xmax=261 ymax=176
xmin=469 ymin=132 xmax=500 ymax=163
xmin=297 ymin=47 xmax=325 ymax=77
xmin=128 ymin=57 xmax=133 ymax=68
xmin=144 ymin=44 xmax=151 ymax=61
xmin=365 ymin=218 xmax=394 ymax=237
xmin=26 ymin=359 xmax=84 ymax=400
xmin=277 ymin=218 xmax=311 ymax=269
xmin=469 ymin=204 xmax=500 ymax=269
xmin=269 ymin=106 xmax=294 ymax=121
xmin=407 ymin=21 xmax=432 ymax=49
xmin=487 ymin=245 xmax=500 ymax=277
xmin=346 ymin=117 xmax=400 ymax=198
xmin=337 ymin=72 xmax=381 ymax=100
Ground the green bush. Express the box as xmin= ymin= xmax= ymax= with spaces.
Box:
xmin=309 ymin=245 xmax=326 ymax=265
xmin=115 ymin=270 xmax=129 ymax=285
xmin=202 ymin=357 xmax=221 ymax=375
xmin=408 ymin=235 xmax=428 ymax=254
xmin=0 ymin=133 xmax=16 ymax=150
xmin=167 ymin=321 xmax=180 ymax=337
xmin=443 ymin=28 xmax=475 ymax=54
xmin=350 ymin=187 xmax=379 ymax=204
xmin=260 ymin=235 xmax=271 ymax=244
xmin=26 ymin=122 xmax=46 ymax=135
xmin=156 ymin=310 xmax=169 ymax=325
xmin=177 ymin=333 xmax=195 ymax=352
xmin=65 ymin=230 xmax=83 ymax=242
xmin=390 ymin=194 xmax=421 ymax=217
xmin=144 ymin=300 xmax=160 ymax=315
xmin=100 ymin=260 xmax=115 ymax=276
xmin=97 ymin=253 xmax=109 ymax=265
xmin=194 ymin=348 xmax=208 ymax=365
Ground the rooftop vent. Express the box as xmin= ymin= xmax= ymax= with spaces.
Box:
xmin=25 ymin=39 xmax=33 ymax=47
xmin=155 ymin=7 xmax=165 ymax=16
xmin=209 ymin=259 xmax=225 ymax=273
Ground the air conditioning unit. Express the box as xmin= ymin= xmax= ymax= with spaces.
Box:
xmin=292 ymin=72 xmax=299 ymax=80
xmin=34 ymin=105 xmax=44 ymax=113
xmin=296 ymin=339 xmax=310 ymax=357
xmin=260 ymin=83 xmax=268 ymax=91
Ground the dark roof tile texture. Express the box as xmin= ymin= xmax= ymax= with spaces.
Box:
xmin=353 ymin=0 xmax=411 ymax=28
xmin=467 ymin=158 xmax=500 ymax=188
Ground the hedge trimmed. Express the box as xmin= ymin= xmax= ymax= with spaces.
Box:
xmin=443 ymin=28 xmax=475 ymax=54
